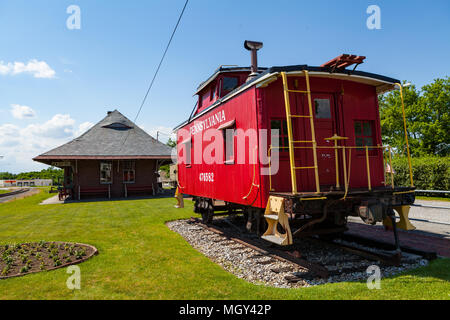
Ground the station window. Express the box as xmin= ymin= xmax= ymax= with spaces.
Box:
xmin=221 ymin=77 xmax=239 ymax=96
xmin=354 ymin=120 xmax=375 ymax=151
xmin=271 ymin=119 xmax=289 ymax=151
xmin=314 ymin=99 xmax=331 ymax=119
xmin=123 ymin=160 xmax=135 ymax=184
xmin=100 ymin=162 xmax=113 ymax=184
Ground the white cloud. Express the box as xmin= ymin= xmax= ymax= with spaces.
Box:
xmin=25 ymin=114 xmax=75 ymax=138
xmin=0 ymin=114 xmax=92 ymax=173
xmin=75 ymin=121 xmax=94 ymax=136
xmin=144 ymin=125 xmax=176 ymax=143
xmin=0 ymin=59 xmax=56 ymax=78
xmin=10 ymin=104 xmax=36 ymax=119
xmin=0 ymin=124 xmax=20 ymax=147
xmin=0 ymin=116 xmax=175 ymax=173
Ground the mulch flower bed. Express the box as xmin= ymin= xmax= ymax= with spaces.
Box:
xmin=0 ymin=241 xmax=97 ymax=279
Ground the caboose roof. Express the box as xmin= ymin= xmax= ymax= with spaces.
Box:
xmin=34 ymin=110 xmax=172 ymax=164
xmin=195 ymin=66 xmax=268 ymax=94
xmin=174 ymin=65 xmax=400 ymax=130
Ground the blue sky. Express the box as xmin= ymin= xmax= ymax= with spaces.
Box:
xmin=0 ymin=0 xmax=449 ymax=173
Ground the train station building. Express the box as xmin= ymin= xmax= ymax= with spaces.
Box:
xmin=33 ymin=110 xmax=173 ymax=199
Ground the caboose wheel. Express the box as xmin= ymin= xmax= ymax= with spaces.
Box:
xmin=201 ymin=207 xmax=214 ymax=224
xmin=198 ymin=198 xmax=214 ymax=224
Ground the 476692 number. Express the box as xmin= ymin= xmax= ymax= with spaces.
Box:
xmin=199 ymin=172 xmax=214 ymax=182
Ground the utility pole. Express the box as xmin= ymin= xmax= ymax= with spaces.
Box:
xmin=0 ymin=156 xmax=3 ymax=181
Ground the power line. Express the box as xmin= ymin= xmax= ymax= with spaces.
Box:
xmin=121 ymin=0 xmax=189 ymax=148
xmin=133 ymin=0 xmax=189 ymax=124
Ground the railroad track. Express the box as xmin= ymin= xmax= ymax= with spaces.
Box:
xmin=190 ymin=218 xmax=329 ymax=278
xmin=336 ymin=233 xmax=438 ymax=261
xmin=189 ymin=217 xmax=436 ymax=284
xmin=0 ymin=188 xmax=30 ymax=199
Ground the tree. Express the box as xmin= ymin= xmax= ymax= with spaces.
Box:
xmin=166 ymin=137 xmax=176 ymax=148
xmin=0 ymin=167 xmax=63 ymax=183
xmin=419 ymin=78 xmax=450 ymax=156
xmin=379 ymin=77 xmax=450 ymax=157
xmin=0 ymin=172 xmax=16 ymax=180
xmin=159 ymin=138 xmax=176 ymax=176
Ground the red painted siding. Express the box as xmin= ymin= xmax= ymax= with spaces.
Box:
xmin=178 ymin=75 xmax=386 ymax=209
xmin=178 ymin=87 xmax=263 ymax=208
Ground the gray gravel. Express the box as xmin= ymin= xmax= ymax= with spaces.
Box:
xmin=167 ymin=219 xmax=429 ymax=288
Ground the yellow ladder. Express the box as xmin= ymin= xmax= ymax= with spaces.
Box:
xmin=281 ymin=71 xmax=320 ymax=195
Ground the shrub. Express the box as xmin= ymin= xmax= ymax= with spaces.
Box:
xmin=1 ymin=266 xmax=10 ymax=276
xmin=20 ymin=266 xmax=29 ymax=273
xmin=391 ymin=156 xmax=450 ymax=191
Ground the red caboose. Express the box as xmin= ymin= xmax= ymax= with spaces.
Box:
xmin=174 ymin=41 xmax=415 ymax=246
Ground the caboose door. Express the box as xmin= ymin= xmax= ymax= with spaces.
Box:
xmin=312 ymin=94 xmax=337 ymax=188
xmin=292 ymin=93 xmax=337 ymax=191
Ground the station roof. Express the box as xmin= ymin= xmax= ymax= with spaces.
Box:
xmin=34 ymin=110 xmax=173 ymax=164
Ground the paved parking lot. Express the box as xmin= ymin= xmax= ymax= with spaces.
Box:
xmin=348 ymin=199 xmax=450 ymax=257
xmin=349 ymin=200 xmax=450 ymax=238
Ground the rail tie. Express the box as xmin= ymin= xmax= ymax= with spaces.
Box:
xmin=191 ymin=218 xmax=329 ymax=278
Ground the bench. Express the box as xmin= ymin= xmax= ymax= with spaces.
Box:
xmin=78 ymin=186 xmax=110 ymax=200
xmin=124 ymin=185 xmax=153 ymax=198
xmin=58 ymin=188 xmax=72 ymax=201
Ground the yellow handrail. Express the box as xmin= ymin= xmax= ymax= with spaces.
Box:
xmin=388 ymin=146 xmax=394 ymax=189
xmin=280 ymin=71 xmax=320 ymax=195
xmin=281 ymin=72 xmax=299 ymax=194
xmin=365 ymin=146 xmax=371 ymax=191
xmin=304 ymin=71 xmax=321 ymax=194
xmin=396 ymin=83 xmax=414 ymax=187
xmin=243 ymin=147 xmax=260 ymax=200
xmin=341 ymin=148 xmax=352 ymax=201
xmin=267 ymin=144 xmax=397 ymax=194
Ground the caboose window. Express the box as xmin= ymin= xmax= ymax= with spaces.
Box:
xmin=224 ymin=127 xmax=235 ymax=164
xmin=271 ymin=119 xmax=289 ymax=151
xmin=186 ymin=141 xmax=192 ymax=166
xmin=201 ymin=91 xmax=210 ymax=108
xmin=314 ymin=99 xmax=331 ymax=119
xmin=222 ymin=77 xmax=239 ymax=95
xmin=210 ymin=84 xmax=216 ymax=101
xmin=218 ymin=120 xmax=236 ymax=164
xmin=354 ymin=120 xmax=375 ymax=151
xmin=181 ymin=138 xmax=192 ymax=167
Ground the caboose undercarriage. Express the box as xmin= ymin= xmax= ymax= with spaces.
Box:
xmin=193 ymin=186 xmax=416 ymax=247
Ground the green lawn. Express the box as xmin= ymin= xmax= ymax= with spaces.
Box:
xmin=416 ymin=196 xmax=450 ymax=202
xmin=0 ymin=191 xmax=448 ymax=300
xmin=0 ymin=189 xmax=11 ymax=194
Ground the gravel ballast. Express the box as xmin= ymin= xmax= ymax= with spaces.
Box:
xmin=167 ymin=218 xmax=429 ymax=288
